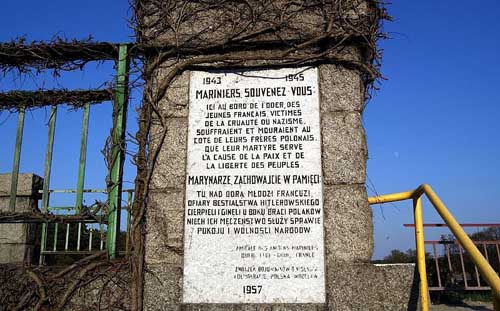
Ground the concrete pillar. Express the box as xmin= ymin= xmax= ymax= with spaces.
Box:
xmin=0 ymin=173 xmax=43 ymax=264
xmin=138 ymin=1 xmax=419 ymax=310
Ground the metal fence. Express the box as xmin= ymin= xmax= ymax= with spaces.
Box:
xmin=404 ymin=223 xmax=500 ymax=291
xmin=3 ymin=44 xmax=131 ymax=264
xmin=38 ymin=188 xmax=134 ymax=264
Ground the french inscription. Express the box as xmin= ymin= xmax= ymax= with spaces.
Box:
xmin=183 ymin=67 xmax=325 ymax=303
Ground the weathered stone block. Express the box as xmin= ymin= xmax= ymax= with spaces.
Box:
xmin=145 ymin=190 xmax=185 ymax=265
xmin=0 ymin=243 xmax=34 ymax=264
xmin=323 ymin=184 xmax=373 ymax=263
xmin=183 ymin=305 xmax=234 ymax=311
xmin=0 ymin=173 xmax=42 ymax=213
xmin=0 ymin=173 xmax=42 ymax=264
xmin=319 ymin=65 xmax=364 ymax=113
xmin=235 ymin=305 xmax=272 ymax=311
xmin=155 ymin=68 xmax=190 ymax=118
xmin=145 ymin=237 xmax=183 ymax=266
xmin=0 ymin=173 xmax=43 ymax=197
xmin=150 ymin=118 xmax=188 ymax=190
xmin=270 ymin=305 xmax=323 ymax=311
xmin=144 ymin=264 xmax=183 ymax=310
xmin=0 ymin=223 xmax=35 ymax=244
xmin=0 ymin=197 xmax=36 ymax=212
xmin=181 ymin=303 xmax=323 ymax=311
xmin=321 ymin=112 xmax=367 ymax=185
xmin=326 ymin=263 xmax=419 ymax=311
xmin=149 ymin=189 xmax=185 ymax=211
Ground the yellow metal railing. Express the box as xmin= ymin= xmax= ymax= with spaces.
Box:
xmin=368 ymin=184 xmax=500 ymax=311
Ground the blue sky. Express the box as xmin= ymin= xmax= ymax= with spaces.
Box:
xmin=0 ymin=1 xmax=499 ymax=259
xmin=0 ymin=0 xmax=137 ymax=231
xmin=366 ymin=2 xmax=500 ymax=258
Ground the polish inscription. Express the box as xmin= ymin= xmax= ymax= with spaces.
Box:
xmin=183 ymin=67 xmax=325 ymax=303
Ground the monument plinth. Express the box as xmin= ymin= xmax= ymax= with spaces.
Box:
xmin=139 ymin=1 xmax=419 ymax=310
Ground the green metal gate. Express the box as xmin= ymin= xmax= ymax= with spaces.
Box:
xmin=3 ymin=44 xmax=132 ymax=264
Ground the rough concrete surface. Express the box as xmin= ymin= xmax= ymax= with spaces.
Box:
xmin=0 ymin=173 xmax=42 ymax=263
xmin=0 ymin=173 xmax=43 ymax=197
xmin=149 ymin=118 xmax=189 ymax=190
xmin=155 ymin=67 xmax=190 ymax=118
xmin=323 ymin=184 xmax=373 ymax=263
xmin=319 ymin=65 xmax=364 ymax=113
xmin=0 ymin=243 xmax=33 ymax=264
xmin=145 ymin=190 xmax=185 ymax=265
xmin=327 ymin=263 xmax=419 ymax=311
xmin=321 ymin=112 xmax=367 ymax=185
xmin=144 ymin=264 xmax=183 ymax=309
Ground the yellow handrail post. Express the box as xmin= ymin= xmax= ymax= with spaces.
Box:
xmin=367 ymin=190 xmax=414 ymax=205
xmin=369 ymin=184 xmax=500 ymax=311
xmin=413 ymin=196 xmax=429 ymax=311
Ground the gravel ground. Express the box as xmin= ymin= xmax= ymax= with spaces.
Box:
xmin=430 ymin=301 xmax=493 ymax=311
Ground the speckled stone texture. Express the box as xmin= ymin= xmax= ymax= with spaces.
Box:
xmin=0 ymin=173 xmax=42 ymax=264
xmin=149 ymin=117 xmax=189 ymax=190
xmin=0 ymin=173 xmax=43 ymax=200
xmin=145 ymin=190 xmax=184 ymax=266
xmin=323 ymin=184 xmax=373 ymax=263
xmin=327 ymin=263 xmax=419 ymax=311
xmin=321 ymin=112 xmax=367 ymax=185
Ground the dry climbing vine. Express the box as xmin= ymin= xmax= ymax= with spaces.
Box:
xmin=0 ymin=37 xmax=118 ymax=75
xmin=0 ymin=89 xmax=113 ymax=111
xmin=0 ymin=253 xmax=130 ymax=311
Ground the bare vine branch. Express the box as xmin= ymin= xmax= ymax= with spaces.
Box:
xmin=0 ymin=89 xmax=113 ymax=111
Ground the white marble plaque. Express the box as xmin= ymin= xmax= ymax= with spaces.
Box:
xmin=183 ymin=67 xmax=325 ymax=303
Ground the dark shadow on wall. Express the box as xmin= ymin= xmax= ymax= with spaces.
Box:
xmin=407 ymin=266 xmax=420 ymax=311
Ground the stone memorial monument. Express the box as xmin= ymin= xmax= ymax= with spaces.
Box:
xmin=137 ymin=0 xmax=418 ymax=310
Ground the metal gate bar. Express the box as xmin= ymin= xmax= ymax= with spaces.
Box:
xmin=106 ymin=44 xmax=129 ymax=259
xmin=39 ymin=106 xmax=57 ymax=264
xmin=9 ymin=107 xmax=25 ymax=211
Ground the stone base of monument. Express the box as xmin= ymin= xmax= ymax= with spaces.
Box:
xmin=0 ymin=173 xmax=42 ymax=264
xmin=329 ymin=263 xmax=419 ymax=311
xmin=143 ymin=263 xmax=419 ymax=310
